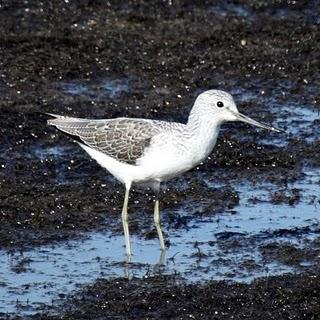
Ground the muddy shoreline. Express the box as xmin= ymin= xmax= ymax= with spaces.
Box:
xmin=0 ymin=0 xmax=319 ymax=318
xmin=25 ymin=274 xmax=320 ymax=320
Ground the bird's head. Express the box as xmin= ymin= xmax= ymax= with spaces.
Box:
xmin=192 ymin=89 xmax=283 ymax=133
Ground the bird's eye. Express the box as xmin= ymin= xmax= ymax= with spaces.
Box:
xmin=217 ymin=101 xmax=224 ymax=108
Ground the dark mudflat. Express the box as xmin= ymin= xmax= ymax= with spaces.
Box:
xmin=0 ymin=0 xmax=319 ymax=318
xmin=28 ymin=274 xmax=320 ymax=320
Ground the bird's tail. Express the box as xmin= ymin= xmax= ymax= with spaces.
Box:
xmin=44 ymin=113 xmax=72 ymax=126
xmin=44 ymin=113 xmax=89 ymax=127
xmin=42 ymin=113 xmax=95 ymax=142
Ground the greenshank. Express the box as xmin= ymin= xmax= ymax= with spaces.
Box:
xmin=46 ymin=89 xmax=282 ymax=258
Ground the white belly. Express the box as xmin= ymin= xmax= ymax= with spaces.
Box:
xmin=80 ymin=143 xmax=197 ymax=186
xmin=79 ymin=127 xmax=218 ymax=186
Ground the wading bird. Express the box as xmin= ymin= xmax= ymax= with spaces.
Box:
xmin=46 ymin=90 xmax=282 ymax=259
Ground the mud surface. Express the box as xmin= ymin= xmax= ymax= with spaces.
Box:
xmin=19 ymin=274 xmax=320 ymax=320
xmin=0 ymin=0 xmax=319 ymax=318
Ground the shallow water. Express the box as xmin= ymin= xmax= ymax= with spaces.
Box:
xmin=0 ymin=168 xmax=319 ymax=314
xmin=231 ymin=82 xmax=319 ymax=147
xmin=209 ymin=3 xmax=252 ymax=18
xmin=59 ymin=77 xmax=130 ymax=100
xmin=209 ymin=2 xmax=320 ymax=24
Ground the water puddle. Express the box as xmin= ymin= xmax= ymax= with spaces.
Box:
xmin=33 ymin=146 xmax=66 ymax=160
xmin=275 ymin=104 xmax=319 ymax=142
xmin=59 ymin=77 xmax=130 ymax=100
xmin=30 ymin=144 xmax=80 ymax=185
xmin=208 ymin=2 xmax=320 ymax=24
xmin=0 ymin=168 xmax=319 ymax=314
xmin=209 ymin=3 xmax=252 ymax=18
xmin=231 ymin=82 xmax=319 ymax=146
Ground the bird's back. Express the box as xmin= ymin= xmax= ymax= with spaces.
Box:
xmin=47 ymin=114 xmax=184 ymax=166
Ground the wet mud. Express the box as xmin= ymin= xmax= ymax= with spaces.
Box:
xmin=21 ymin=274 xmax=320 ymax=320
xmin=0 ymin=0 xmax=319 ymax=318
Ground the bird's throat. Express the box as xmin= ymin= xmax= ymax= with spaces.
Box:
xmin=186 ymin=117 xmax=221 ymax=164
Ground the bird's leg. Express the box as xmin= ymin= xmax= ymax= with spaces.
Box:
xmin=122 ymin=184 xmax=131 ymax=259
xmin=159 ymin=248 xmax=166 ymax=265
xmin=153 ymin=182 xmax=166 ymax=251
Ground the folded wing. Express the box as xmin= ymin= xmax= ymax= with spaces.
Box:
xmin=47 ymin=114 xmax=162 ymax=165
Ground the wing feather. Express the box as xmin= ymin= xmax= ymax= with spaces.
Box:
xmin=47 ymin=115 xmax=164 ymax=164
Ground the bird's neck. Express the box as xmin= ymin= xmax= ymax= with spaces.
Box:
xmin=187 ymin=108 xmax=222 ymax=135
xmin=186 ymin=111 xmax=222 ymax=160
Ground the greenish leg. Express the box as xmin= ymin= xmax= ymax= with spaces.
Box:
xmin=153 ymin=184 xmax=165 ymax=251
xmin=121 ymin=185 xmax=131 ymax=259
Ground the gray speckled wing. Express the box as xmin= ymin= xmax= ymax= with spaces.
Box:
xmin=47 ymin=115 xmax=169 ymax=165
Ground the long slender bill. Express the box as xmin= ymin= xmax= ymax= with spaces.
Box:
xmin=234 ymin=112 xmax=284 ymax=133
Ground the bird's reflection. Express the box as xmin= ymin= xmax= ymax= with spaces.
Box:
xmin=123 ymin=249 xmax=166 ymax=279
